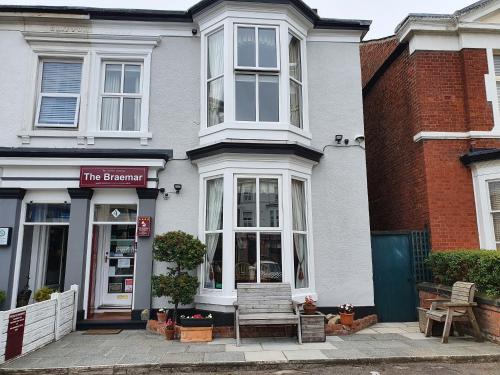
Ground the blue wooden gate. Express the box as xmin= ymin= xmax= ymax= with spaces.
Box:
xmin=371 ymin=231 xmax=431 ymax=322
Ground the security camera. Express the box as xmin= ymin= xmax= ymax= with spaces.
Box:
xmin=192 ymin=28 xmax=198 ymax=35
xmin=174 ymin=184 xmax=182 ymax=193
xmin=354 ymin=135 xmax=365 ymax=143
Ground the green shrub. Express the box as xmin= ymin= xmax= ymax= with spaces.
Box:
xmin=426 ymin=250 xmax=500 ymax=297
xmin=34 ymin=287 xmax=55 ymax=302
xmin=0 ymin=290 xmax=6 ymax=305
xmin=152 ymin=231 xmax=206 ymax=323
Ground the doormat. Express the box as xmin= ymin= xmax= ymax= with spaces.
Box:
xmin=82 ymin=329 xmax=122 ymax=335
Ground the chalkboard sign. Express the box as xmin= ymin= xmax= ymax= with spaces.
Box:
xmin=5 ymin=311 xmax=26 ymax=360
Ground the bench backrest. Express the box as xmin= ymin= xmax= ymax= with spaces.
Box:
xmin=236 ymin=283 xmax=293 ymax=314
xmin=451 ymin=281 xmax=476 ymax=312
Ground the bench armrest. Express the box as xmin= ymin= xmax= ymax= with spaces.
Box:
xmin=424 ymin=298 xmax=450 ymax=302
xmin=292 ymin=301 xmax=302 ymax=314
xmin=442 ymin=302 xmax=477 ymax=308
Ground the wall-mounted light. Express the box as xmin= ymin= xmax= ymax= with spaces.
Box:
xmin=335 ymin=135 xmax=343 ymax=145
xmin=159 ymin=184 xmax=182 ymax=200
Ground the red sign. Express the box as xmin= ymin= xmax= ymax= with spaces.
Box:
xmin=5 ymin=311 xmax=26 ymax=361
xmin=137 ymin=216 xmax=151 ymax=237
xmin=80 ymin=167 xmax=148 ymax=188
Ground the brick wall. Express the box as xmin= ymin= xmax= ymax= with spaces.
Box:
xmin=360 ymin=36 xmax=399 ymax=87
xmin=362 ymin=40 xmax=498 ymax=250
xmin=363 ymin=42 xmax=430 ymax=233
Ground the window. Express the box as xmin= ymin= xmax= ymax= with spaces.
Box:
xmin=292 ymin=179 xmax=308 ymax=288
xmin=289 ymin=33 xmax=303 ymax=128
xmin=235 ymin=177 xmax=282 ymax=286
xmin=204 ymin=178 xmax=224 ymax=289
xmin=489 ymin=181 xmax=500 ymax=249
xmin=36 ymin=61 xmax=82 ymax=128
xmin=100 ymin=63 xmax=142 ymax=131
xmin=235 ymin=26 xmax=280 ymax=122
xmin=207 ymin=29 xmax=224 ymax=127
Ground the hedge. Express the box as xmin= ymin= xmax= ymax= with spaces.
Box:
xmin=426 ymin=250 xmax=500 ymax=297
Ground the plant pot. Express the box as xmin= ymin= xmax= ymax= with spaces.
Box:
xmin=157 ymin=312 xmax=166 ymax=323
xmin=180 ymin=318 xmax=214 ymax=327
xmin=303 ymin=304 xmax=317 ymax=315
xmin=165 ymin=329 xmax=175 ymax=340
xmin=180 ymin=326 xmax=213 ymax=343
xmin=340 ymin=312 xmax=355 ymax=326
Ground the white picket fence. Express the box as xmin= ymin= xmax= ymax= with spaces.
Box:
xmin=0 ymin=285 xmax=78 ymax=364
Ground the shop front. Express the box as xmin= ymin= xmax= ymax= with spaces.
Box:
xmin=0 ymin=148 xmax=170 ymax=321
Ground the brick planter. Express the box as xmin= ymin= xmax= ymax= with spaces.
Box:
xmin=418 ymin=282 xmax=500 ymax=343
xmin=147 ymin=314 xmax=378 ymax=339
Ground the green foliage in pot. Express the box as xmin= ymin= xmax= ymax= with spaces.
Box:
xmin=34 ymin=286 xmax=55 ymax=302
xmin=0 ymin=290 xmax=6 ymax=305
xmin=426 ymin=250 xmax=500 ymax=297
xmin=152 ymin=231 xmax=206 ymax=323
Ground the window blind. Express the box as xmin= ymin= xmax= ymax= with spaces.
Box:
xmin=37 ymin=61 xmax=82 ymax=126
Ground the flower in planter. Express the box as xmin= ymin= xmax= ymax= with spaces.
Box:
xmin=304 ymin=296 xmax=316 ymax=306
xmin=338 ymin=303 xmax=354 ymax=314
xmin=165 ymin=319 xmax=175 ymax=330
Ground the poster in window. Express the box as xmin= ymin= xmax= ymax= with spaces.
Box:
xmin=109 ymin=283 xmax=122 ymax=293
xmin=124 ymin=278 xmax=133 ymax=293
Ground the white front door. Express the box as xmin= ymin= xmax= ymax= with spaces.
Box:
xmin=99 ymin=224 xmax=136 ymax=307
xmin=93 ymin=204 xmax=138 ymax=309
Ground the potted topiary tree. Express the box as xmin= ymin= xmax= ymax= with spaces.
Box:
xmin=152 ymin=231 xmax=206 ymax=341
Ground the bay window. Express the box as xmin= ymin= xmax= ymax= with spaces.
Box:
xmin=235 ymin=25 xmax=280 ymax=122
xmin=36 ymin=60 xmax=83 ymax=128
xmin=489 ymin=181 xmax=500 ymax=249
xmin=200 ymin=168 xmax=313 ymax=299
xmin=204 ymin=178 xmax=224 ymax=289
xmin=100 ymin=62 xmax=142 ymax=131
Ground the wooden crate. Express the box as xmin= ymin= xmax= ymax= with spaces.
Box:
xmin=180 ymin=326 xmax=213 ymax=343
xmin=300 ymin=313 xmax=325 ymax=343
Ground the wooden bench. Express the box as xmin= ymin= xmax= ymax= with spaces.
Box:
xmin=424 ymin=281 xmax=483 ymax=343
xmin=234 ymin=283 xmax=302 ymax=346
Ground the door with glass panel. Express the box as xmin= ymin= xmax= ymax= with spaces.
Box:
xmin=93 ymin=204 xmax=137 ymax=308
xmin=21 ymin=203 xmax=71 ymax=296
xmin=234 ymin=177 xmax=283 ymax=287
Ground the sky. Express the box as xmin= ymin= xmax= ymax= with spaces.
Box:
xmin=0 ymin=0 xmax=476 ymax=39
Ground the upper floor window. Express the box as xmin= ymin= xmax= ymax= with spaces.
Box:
xmin=289 ymin=33 xmax=303 ymax=128
xmin=100 ymin=62 xmax=143 ymax=131
xmin=207 ymin=29 xmax=224 ymax=127
xmin=235 ymin=25 xmax=280 ymax=122
xmin=35 ymin=60 xmax=82 ymax=128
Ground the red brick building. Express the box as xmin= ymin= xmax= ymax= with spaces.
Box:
xmin=361 ymin=0 xmax=500 ymax=250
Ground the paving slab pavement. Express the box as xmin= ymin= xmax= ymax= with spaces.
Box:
xmin=0 ymin=322 xmax=499 ymax=373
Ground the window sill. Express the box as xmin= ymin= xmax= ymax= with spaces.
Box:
xmin=18 ymin=130 xmax=153 ymax=145
xmin=199 ymin=122 xmax=312 ymax=145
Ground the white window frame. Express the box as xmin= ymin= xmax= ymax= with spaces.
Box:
xmin=202 ymin=175 xmax=224 ymax=290
xmin=290 ymin=176 xmax=310 ymax=289
xmin=98 ymin=61 xmax=144 ymax=132
xmin=234 ymin=24 xmax=280 ymax=71
xmin=234 ymin=24 xmax=281 ymax=124
xmin=206 ymin=27 xmax=225 ymax=127
xmin=233 ymin=174 xmax=283 ymax=285
xmin=34 ymin=58 xmax=83 ymax=129
xmin=487 ymin=180 xmax=500 ymax=249
xmin=288 ymin=31 xmax=304 ymax=129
